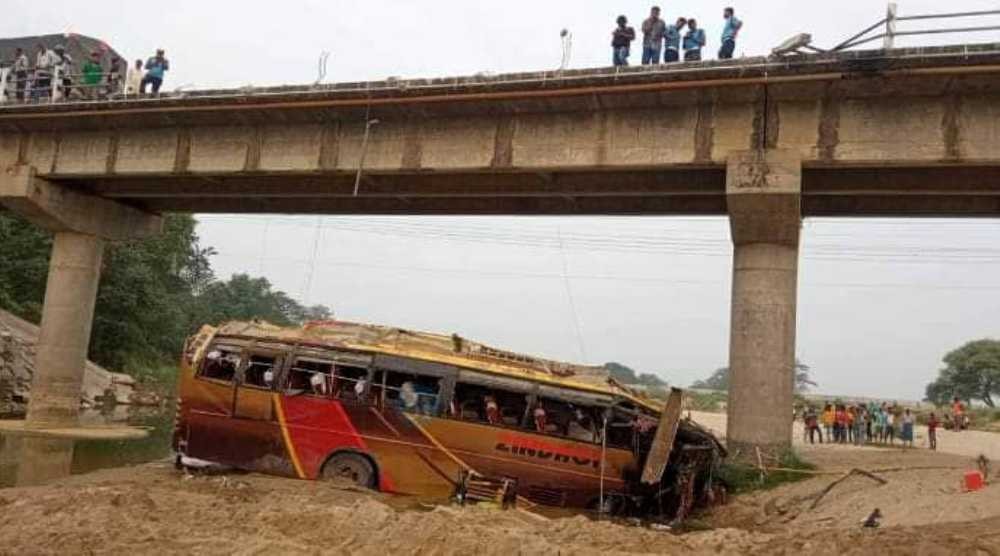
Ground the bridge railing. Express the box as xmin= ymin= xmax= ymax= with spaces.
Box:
xmin=0 ymin=65 xmax=150 ymax=105
xmin=833 ymin=5 xmax=1000 ymax=51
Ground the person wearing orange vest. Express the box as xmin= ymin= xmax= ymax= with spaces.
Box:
xmin=821 ymin=404 xmax=835 ymax=442
xmin=952 ymin=397 xmax=965 ymax=431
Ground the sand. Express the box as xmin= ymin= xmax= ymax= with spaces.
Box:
xmin=0 ymin=464 xmax=770 ymax=556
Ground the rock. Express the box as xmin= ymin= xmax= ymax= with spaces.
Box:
xmin=0 ymin=309 xmax=135 ymax=414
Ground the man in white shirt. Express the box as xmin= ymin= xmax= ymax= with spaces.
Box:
xmin=125 ymin=59 xmax=144 ymax=96
xmin=33 ymin=43 xmax=58 ymax=100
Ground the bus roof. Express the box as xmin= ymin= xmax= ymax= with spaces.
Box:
xmin=208 ymin=319 xmax=662 ymax=412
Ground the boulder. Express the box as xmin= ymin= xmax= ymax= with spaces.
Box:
xmin=0 ymin=309 xmax=135 ymax=416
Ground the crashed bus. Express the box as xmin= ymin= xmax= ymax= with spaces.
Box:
xmin=173 ymin=320 xmax=725 ymax=517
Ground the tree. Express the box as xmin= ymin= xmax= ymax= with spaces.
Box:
xmin=0 ymin=210 xmax=331 ymax=376
xmin=604 ymin=362 xmax=667 ymax=387
xmin=924 ymin=339 xmax=1000 ymax=408
xmin=690 ymin=367 xmax=730 ymax=391
xmin=90 ymin=215 xmax=215 ymax=369
xmin=690 ymin=360 xmax=816 ymax=393
xmin=190 ymin=274 xmax=332 ymax=329
xmin=0 ymin=210 xmax=52 ymax=322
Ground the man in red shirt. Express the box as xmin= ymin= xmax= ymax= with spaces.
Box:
xmin=927 ymin=412 xmax=940 ymax=450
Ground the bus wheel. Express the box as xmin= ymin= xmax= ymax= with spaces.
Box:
xmin=320 ymin=453 xmax=376 ymax=488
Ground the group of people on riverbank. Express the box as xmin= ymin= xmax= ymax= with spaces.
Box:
xmin=2 ymin=43 xmax=169 ymax=103
xmin=799 ymin=400 xmax=967 ymax=451
xmin=611 ymin=5 xmax=743 ymax=66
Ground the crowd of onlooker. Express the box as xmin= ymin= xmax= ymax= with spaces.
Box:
xmin=2 ymin=7 xmax=748 ymax=104
xmin=1 ymin=42 xmax=169 ymax=104
xmin=799 ymin=397 xmax=970 ymax=451
xmin=611 ymin=5 xmax=743 ymax=66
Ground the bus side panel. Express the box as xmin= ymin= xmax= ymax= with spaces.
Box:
xmin=421 ymin=418 xmax=637 ymax=508
xmin=278 ymin=396 xmax=464 ymax=498
xmin=358 ymin=409 xmax=466 ymax=499
xmin=279 ymin=395 xmax=381 ymax=480
xmin=179 ymin=376 xmax=235 ymax=464
xmin=179 ymin=375 xmax=293 ymax=476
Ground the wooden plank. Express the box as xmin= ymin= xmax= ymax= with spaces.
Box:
xmin=640 ymin=387 xmax=684 ymax=485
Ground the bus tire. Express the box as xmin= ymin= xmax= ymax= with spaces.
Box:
xmin=320 ymin=452 xmax=377 ymax=489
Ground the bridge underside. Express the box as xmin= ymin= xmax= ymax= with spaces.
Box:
xmin=64 ymin=165 xmax=1000 ymax=216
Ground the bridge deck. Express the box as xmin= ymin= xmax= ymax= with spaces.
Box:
xmin=2 ymin=43 xmax=1000 ymax=217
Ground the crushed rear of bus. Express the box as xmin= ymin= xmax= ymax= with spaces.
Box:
xmin=173 ymin=320 xmax=726 ymax=521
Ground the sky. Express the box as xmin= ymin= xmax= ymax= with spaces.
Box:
xmin=4 ymin=1 xmax=1000 ymax=400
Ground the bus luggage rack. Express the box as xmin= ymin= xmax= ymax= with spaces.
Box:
xmin=455 ymin=470 xmax=518 ymax=509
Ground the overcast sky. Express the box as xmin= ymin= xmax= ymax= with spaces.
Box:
xmin=5 ymin=1 xmax=1000 ymax=400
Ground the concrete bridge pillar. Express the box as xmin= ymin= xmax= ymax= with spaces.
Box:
xmin=725 ymin=150 xmax=801 ymax=456
xmin=0 ymin=166 xmax=162 ymax=429
xmin=27 ymin=232 xmax=104 ymax=427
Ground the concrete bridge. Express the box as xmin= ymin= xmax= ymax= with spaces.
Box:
xmin=2 ymin=44 xmax=1000 ymax=456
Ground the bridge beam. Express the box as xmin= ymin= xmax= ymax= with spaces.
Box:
xmin=0 ymin=165 xmax=161 ymax=429
xmin=725 ymin=150 xmax=801 ymax=455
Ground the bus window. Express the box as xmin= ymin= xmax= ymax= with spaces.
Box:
xmin=382 ymin=371 xmax=441 ymax=415
xmin=531 ymin=397 xmax=600 ymax=442
xmin=200 ymin=346 xmax=241 ymax=382
xmin=244 ymin=355 xmax=279 ymax=389
xmin=452 ymin=383 xmax=529 ymax=427
xmin=288 ymin=358 xmax=334 ymax=396
xmin=334 ymin=365 xmax=370 ymax=402
xmin=606 ymin=408 xmax=638 ymax=450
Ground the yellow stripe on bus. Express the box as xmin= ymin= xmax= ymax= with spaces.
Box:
xmin=273 ymin=394 xmax=306 ymax=479
xmin=403 ymin=413 xmax=472 ymax=471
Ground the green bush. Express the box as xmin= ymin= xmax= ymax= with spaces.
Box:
xmin=718 ymin=449 xmax=815 ymax=494
xmin=686 ymin=391 xmax=727 ymax=412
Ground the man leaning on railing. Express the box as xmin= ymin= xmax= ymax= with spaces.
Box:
xmin=33 ymin=43 xmax=58 ymax=101
xmin=52 ymin=44 xmax=74 ymax=100
xmin=82 ymin=51 xmax=103 ymax=100
xmin=12 ymin=48 xmax=29 ymax=102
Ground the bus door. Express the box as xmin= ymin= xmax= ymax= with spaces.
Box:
xmin=234 ymin=350 xmax=284 ymax=421
xmin=184 ymin=342 xmax=244 ymax=464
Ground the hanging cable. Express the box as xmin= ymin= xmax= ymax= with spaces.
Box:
xmin=556 ymin=225 xmax=588 ymax=361
xmin=300 ymin=216 xmax=324 ymax=304
xmin=354 ymin=102 xmax=380 ymax=197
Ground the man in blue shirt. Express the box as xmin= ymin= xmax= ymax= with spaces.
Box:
xmin=719 ymin=7 xmax=743 ymax=60
xmin=663 ymin=17 xmax=687 ymax=63
xmin=683 ymin=19 xmax=706 ymax=61
xmin=140 ymin=49 xmax=170 ymax=95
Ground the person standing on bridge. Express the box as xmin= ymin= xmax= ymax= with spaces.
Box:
xmin=140 ymin=49 xmax=169 ymax=95
xmin=82 ymin=51 xmax=104 ymax=100
xmin=52 ymin=44 xmax=75 ymax=100
xmin=663 ymin=17 xmax=687 ymax=63
xmin=682 ymin=19 xmax=706 ymax=61
xmin=33 ymin=43 xmax=58 ymax=100
xmin=12 ymin=48 xmax=30 ymax=102
xmin=640 ymin=6 xmax=666 ymax=65
xmin=611 ymin=15 xmax=636 ymax=66
xmin=718 ymin=7 xmax=743 ymax=60
xmin=126 ymin=59 xmax=144 ymax=96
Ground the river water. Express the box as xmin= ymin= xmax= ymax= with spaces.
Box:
xmin=0 ymin=403 xmax=176 ymax=488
